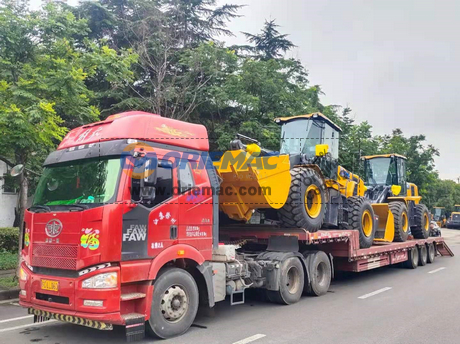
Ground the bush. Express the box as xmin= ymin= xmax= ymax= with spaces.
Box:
xmin=0 ymin=251 xmax=18 ymax=270
xmin=0 ymin=227 xmax=19 ymax=253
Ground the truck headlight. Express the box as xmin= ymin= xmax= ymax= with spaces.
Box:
xmin=20 ymin=267 xmax=28 ymax=281
xmin=82 ymin=272 xmax=117 ymax=289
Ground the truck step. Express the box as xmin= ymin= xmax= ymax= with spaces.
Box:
xmin=121 ymin=293 xmax=146 ymax=301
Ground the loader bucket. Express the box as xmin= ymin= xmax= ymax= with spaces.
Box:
xmin=214 ymin=150 xmax=291 ymax=221
xmin=372 ymin=203 xmax=395 ymax=242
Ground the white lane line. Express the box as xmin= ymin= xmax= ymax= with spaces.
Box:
xmin=0 ymin=315 xmax=33 ymax=324
xmin=358 ymin=287 xmax=392 ymax=299
xmin=428 ymin=267 xmax=446 ymax=274
xmin=233 ymin=334 xmax=266 ymax=344
xmin=0 ymin=320 xmax=57 ymax=333
xmin=0 ymin=298 xmax=19 ymax=304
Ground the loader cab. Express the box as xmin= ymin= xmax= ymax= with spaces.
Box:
xmin=276 ymin=113 xmax=340 ymax=161
xmin=362 ymin=154 xmax=407 ymax=203
xmin=432 ymin=207 xmax=446 ymax=222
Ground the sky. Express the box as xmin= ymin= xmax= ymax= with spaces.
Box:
xmin=29 ymin=0 xmax=459 ymax=181
xmin=216 ymin=0 xmax=460 ymax=181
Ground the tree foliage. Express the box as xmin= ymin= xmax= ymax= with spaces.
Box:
xmin=0 ymin=0 xmax=457 ymax=227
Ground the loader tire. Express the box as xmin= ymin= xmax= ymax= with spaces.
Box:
xmin=278 ymin=167 xmax=326 ymax=232
xmin=266 ymin=257 xmax=304 ymax=305
xmin=412 ymin=204 xmax=430 ymax=239
xmin=389 ymin=202 xmax=409 ymax=242
xmin=347 ymin=196 xmax=376 ymax=249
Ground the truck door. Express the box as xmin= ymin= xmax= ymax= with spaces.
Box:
xmin=176 ymin=159 xmax=213 ymax=255
xmin=122 ymin=159 xmax=178 ymax=260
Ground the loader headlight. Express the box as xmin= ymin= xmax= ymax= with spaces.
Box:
xmin=82 ymin=272 xmax=117 ymax=289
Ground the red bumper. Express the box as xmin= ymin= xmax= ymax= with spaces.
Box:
xmin=19 ymin=263 xmax=125 ymax=325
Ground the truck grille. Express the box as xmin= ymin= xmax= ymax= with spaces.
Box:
xmin=32 ymin=244 xmax=78 ymax=270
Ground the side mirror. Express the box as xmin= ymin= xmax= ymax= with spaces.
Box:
xmin=10 ymin=164 xmax=24 ymax=177
xmin=315 ymin=144 xmax=329 ymax=157
xmin=139 ymin=157 xmax=158 ymax=188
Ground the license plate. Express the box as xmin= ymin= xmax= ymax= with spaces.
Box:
xmin=41 ymin=279 xmax=59 ymax=292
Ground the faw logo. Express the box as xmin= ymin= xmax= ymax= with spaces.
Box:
xmin=123 ymin=224 xmax=147 ymax=241
xmin=45 ymin=219 xmax=63 ymax=238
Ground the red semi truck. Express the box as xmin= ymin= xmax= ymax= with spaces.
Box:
xmin=18 ymin=111 xmax=454 ymax=341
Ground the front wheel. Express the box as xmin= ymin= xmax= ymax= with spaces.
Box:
xmin=347 ymin=196 xmax=376 ymax=248
xmin=389 ymin=202 xmax=409 ymax=242
xmin=412 ymin=204 xmax=430 ymax=239
xmin=278 ymin=167 xmax=326 ymax=232
xmin=146 ymin=268 xmax=199 ymax=339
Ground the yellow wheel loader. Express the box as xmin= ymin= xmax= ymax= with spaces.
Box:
xmin=446 ymin=205 xmax=460 ymax=229
xmin=361 ymin=154 xmax=430 ymax=242
xmin=214 ymin=113 xmax=376 ymax=248
xmin=431 ymin=207 xmax=447 ymax=228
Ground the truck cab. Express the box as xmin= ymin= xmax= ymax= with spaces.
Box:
xmin=19 ymin=111 xmax=219 ymax=338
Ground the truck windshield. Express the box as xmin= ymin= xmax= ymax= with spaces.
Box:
xmin=34 ymin=158 xmax=121 ymax=206
xmin=364 ymin=158 xmax=393 ymax=186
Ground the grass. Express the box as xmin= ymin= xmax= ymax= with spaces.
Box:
xmin=0 ymin=276 xmax=18 ymax=290
xmin=0 ymin=251 xmax=18 ymax=270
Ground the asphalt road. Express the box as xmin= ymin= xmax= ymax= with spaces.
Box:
xmin=2 ymin=229 xmax=460 ymax=344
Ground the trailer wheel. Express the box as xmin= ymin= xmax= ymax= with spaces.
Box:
xmin=412 ymin=204 xmax=430 ymax=239
xmin=347 ymin=196 xmax=376 ymax=248
xmin=427 ymin=242 xmax=436 ymax=263
xmin=389 ymin=202 xmax=409 ymax=242
xmin=266 ymin=257 xmax=304 ymax=305
xmin=303 ymin=251 xmax=331 ymax=296
xmin=403 ymin=248 xmax=419 ymax=269
xmin=278 ymin=167 xmax=326 ymax=232
xmin=418 ymin=245 xmax=428 ymax=266
xmin=146 ymin=268 xmax=199 ymax=339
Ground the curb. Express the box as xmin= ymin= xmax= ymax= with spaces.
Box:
xmin=0 ymin=288 xmax=19 ymax=301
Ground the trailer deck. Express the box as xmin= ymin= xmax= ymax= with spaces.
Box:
xmin=220 ymin=225 xmax=454 ymax=272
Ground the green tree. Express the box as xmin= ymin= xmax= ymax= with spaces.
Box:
xmin=243 ymin=19 xmax=296 ymax=60
xmin=0 ymin=2 xmax=137 ymax=250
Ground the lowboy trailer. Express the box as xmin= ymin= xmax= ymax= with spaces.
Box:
xmin=18 ymin=111 xmax=454 ymax=341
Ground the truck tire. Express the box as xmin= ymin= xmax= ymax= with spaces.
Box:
xmin=403 ymin=247 xmax=419 ymax=269
xmin=412 ymin=204 xmax=430 ymax=239
xmin=427 ymin=242 xmax=436 ymax=263
xmin=303 ymin=251 xmax=331 ymax=296
xmin=389 ymin=202 xmax=409 ymax=242
xmin=418 ymin=245 xmax=427 ymax=266
xmin=278 ymin=167 xmax=326 ymax=232
xmin=266 ymin=257 xmax=304 ymax=305
xmin=347 ymin=196 xmax=376 ymax=248
xmin=146 ymin=268 xmax=199 ymax=339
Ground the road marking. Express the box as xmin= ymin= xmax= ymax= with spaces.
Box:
xmin=0 ymin=315 xmax=33 ymax=324
xmin=233 ymin=334 xmax=266 ymax=344
xmin=428 ymin=267 xmax=446 ymax=274
xmin=0 ymin=298 xmax=19 ymax=304
xmin=0 ymin=320 xmax=57 ymax=333
xmin=358 ymin=287 xmax=392 ymax=299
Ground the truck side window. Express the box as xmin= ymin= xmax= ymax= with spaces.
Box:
xmin=178 ymin=162 xmax=195 ymax=193
xmin=131 ymin=166 xmax=173 ymax=207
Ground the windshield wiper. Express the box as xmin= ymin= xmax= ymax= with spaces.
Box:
xmin=66 ymin=204 xmax=89 ymax=211
xmin=29 ymin=205 xmax=51 ymax=213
